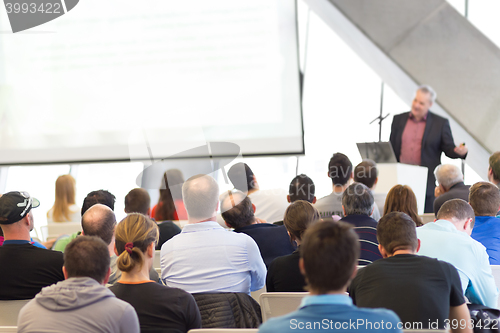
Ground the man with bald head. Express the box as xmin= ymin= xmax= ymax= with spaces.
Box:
xmin=81 ymin=204 xmax=117 ymax=257
xmin=160 ymin=174 xmax=266 ymax=294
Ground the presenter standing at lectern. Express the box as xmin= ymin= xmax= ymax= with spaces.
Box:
xmin=389 ymin=85 xmax=468 ymax=213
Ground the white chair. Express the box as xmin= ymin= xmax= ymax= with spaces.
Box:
xmin=259 ymin=292 xmax=309 ymax=322
xmin=188 ymin=328 xmax=259 ymax=333
xmin=0 ymin=327 xmax=17 ymax=333
xmin=490 ymin=265 xmax=500 ymax=309
xmin=40 ymin=222 xmax=81 ymax=241
xmin=250 ymin=286 xmax=266 ymax=302
xmin=0 ymin=299 xmax=31 ymax=326
xmin=153 ymin=250 xmax=161 ymax=269
xmin=419 ymin=213 xmax=436 ymax=224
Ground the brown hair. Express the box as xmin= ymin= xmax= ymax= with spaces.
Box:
xmin=377 ymin=211 xmax=418 ymax=255
xmin=301 ymin=221 xmax=359 ymax=294
xmin=437 ymin=199 xmax=475 ymax=228
xmin=283 ymin=200 xmax=319 ymax=243
xmin=125 ymin=188 xmax=151 ymax=215
xmin=64 ymin=236 xmax=110 ymax=283
xmin=354 ymin=160 xmax=378 ymax=189
xmin=156 ymin=169 xmax=184 ymax=221
xmin=469 ymin=182 xmax=500 ymax=216
xmin=115 ymin=213 xmax=159 ymax=273
xmin=49 ymin=174 xmax=76 ymax=222
xmin=383 ymin=185 xmax=423 ymax=227
xmin=489 ymin=152 xmax=500 ymax=182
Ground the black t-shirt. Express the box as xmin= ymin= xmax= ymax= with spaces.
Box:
xmin=156 ymin=221 xmax=182 ymax=250
xmin=349 ymin=254 xmax=465 ymax=329
xmin=266 ymin=248 xmax=306 ymax=292
xmin=0 ymin=243 xmax=65 ymax=300
xmin=109 ymin=281 xmax=201 ymax=333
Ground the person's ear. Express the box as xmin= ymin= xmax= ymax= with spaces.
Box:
xmin=370 ymin=206 xmax=375 ymax=216
xmin=62 ymin=266 xmax=69 ymax=280
xmin=287 ymin=195 xmax=291 ymax=203
xmin=113 ymin=243 xmax=119 ymax=256
xmin=225 ymin=221 xmax=232 ymax=228
xmin=252 ymin=204 xmax=256 ymax=213
xmin=147 ymin=242 xmax=154 ymax=258
xmin=299 ymin=258 xmax=306 ymax=277
xmin=312 ymin=196 xmax=317 ymax=204
xmin=350 ymin=265 xmax=358 ymax=280
xmin=378 ymin=244 xmax=388 ymax=258
xmin=342 ymin=205 xmax=346 ymax=216
xmin=374 ymin=177 xmax=378 ymax=186
xmin=102 ymin=267 xmax=111 ymax=285
xmin=416 ymin=239 xmax=421 ymax=253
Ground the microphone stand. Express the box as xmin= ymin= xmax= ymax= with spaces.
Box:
xmin=370 ymin=82 xmax=391 ymax=142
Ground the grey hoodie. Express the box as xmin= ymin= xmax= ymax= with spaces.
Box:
xmin=17 ymin=277 xmax=139 ymax=333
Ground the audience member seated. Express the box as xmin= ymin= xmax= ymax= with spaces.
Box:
xmin=109 ymin=213 xmax=201 ymax=332
xmin=433 ymin=164 xmax=470 ymax=216
xmin=226 ymin=162 xmax=289 ymax=223
xmin=161 ymin=174 xmax=266 ymax=294
xmin=124 ymin=188 xmax=181 ymax=249
xmin=47 ymin=174 xmax=80 ymax=223
xmin=383 ymin=184 xmax=423 ymax=226
xmin=349 ymin=212 xmax=471 ymax=332
xmin=18 ymin=236 xmax=139 ymax=333
xmin=53 ymin=189 xmax=116 ymax=252
xmin=0 ymin=191 xmax=64 ymax=300
xmin=221 ymin=191 xmax=294 ymax=268
xmin=151 ymin=169 xmax=188 ymax=221
xmin=353 ymin=159 xmax=384 ymax=221
xmin=274 ymin=174 xmax=316 ymax=226
xmin=417 ymin=199 xmax=498 ymax=308
xmin=340 ymin=183 xmax=382 ymax=265
xmin=266 ymin=200 xmax=319 ymax=292
xmin=470 ymin=182 xmax=500 ymax=264
xmin=259 ymin=220 xmax=401 ymax=333
xmin=314 ymin=152 xmax=352 ymax=219
xmin=488 ymin=151 xmax=500 ymax=189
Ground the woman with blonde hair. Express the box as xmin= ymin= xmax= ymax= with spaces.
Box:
xmin=109 ymin=213 xmax=201 ymax=332
xmin=266 ymin=200 xmax=320 ymax=292
xmin=383 ymin=184 xmax=423 ymax=227
xmin=47 ymin=174 xmax=80 ymax=222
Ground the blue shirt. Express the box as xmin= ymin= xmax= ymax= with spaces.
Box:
xmin=160 ymin=221 xmax=266 ymax=294
xmin=417 ymin=219 xmax=498 ymax=308
xmin=471 ymin=216 xmax=500 ymax=265
xmin=259 ymin=294 xmax=402 ymax=333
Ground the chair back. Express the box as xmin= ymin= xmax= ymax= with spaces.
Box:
xmin=154 ymin=250 xmax=161 ymax=269
xmin=41 ymin=222 xmax=81 ymax=240
xmin=0 ymin=327 xmax=17 ymax=333
xmin=419 ymin=213 xmax=435 ymax=224
xmin=259 ymin=292 xmax=308 ymax=322
xmin=0 ymin=299 xmax=31 ymax=326
xmin=491 ymin=265 xmax=500 ymax=309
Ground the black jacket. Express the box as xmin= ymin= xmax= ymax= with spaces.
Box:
xmin=390 ymin=111 xmax=465 ymax=196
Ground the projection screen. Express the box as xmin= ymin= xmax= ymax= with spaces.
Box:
xmin=0 ymin=0 xmax=304 ymax=164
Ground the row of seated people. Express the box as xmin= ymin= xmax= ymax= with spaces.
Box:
xmin=0 ymin=151 xmax=499 ymax=332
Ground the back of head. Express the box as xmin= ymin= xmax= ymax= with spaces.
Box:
xmin=469 ymin=182 xmax=500 ymax=216
xmin=81 ymin=190 xmax=116 ymax=216
xmin=124 ymin=188 xmax=151 ymax=215
xmin=220 ymin=191 xmax=254 ymax=229
xmin=328 ymin=153 xmax=352 ymax=186
xmin=284 ymin=200 xmax=319 ymax=242
xmin=301 ymin=220 xmax=359 ymax=294
xmin=342 ymin=182 xmax=374 ymax=216
xmin=354 ymin=160 xmax=378 ymax=189
xmin=377 ymin=212 xmax=418 ymax=255
xmin=51 ymin=175 xmax=76 ymax=222
xmin=115 ymin=213 xmax=159 ymax=273
xmin=182 ymin=174 xmax=219 ymax=221
xmin=383 ymin=185 xmax=423 ymax=227
xmin=81 ymin=204 xmax=116 ymax=245
xmin=289 ymin=174 xmax=315 ymax=203
xmin=437 ymin=199 xmax=475 ymax=227
xmin=434 ymin=164 xmax=463 ymax=190
xmin=490 ymin=152 xmax=500 ymax=183
xmin=64 ymin=236 xmax=110 ymax=283
xmin=227 ymin=163 xmax=255 ymax=192
xmin=157 ymin=169 xmax=185 ymax=221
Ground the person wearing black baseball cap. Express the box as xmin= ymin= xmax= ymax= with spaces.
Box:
xmin=0 ymin=191 xmax=65 ymax=300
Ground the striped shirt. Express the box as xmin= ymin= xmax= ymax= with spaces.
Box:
xmin=340 ymin=215 xmax=382 ymax=266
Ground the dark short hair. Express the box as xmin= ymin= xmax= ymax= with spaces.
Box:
xmin=227 ymin=163 xmax=255 ymax=192
xmin=342 ymin=182 xmax=374 ymax=216
xmin=289 ymin=174 xmax=315 ymax=203
xmin=328 ymin=153 xmax=353 ymax=186
xmin=377 ymin=212 xmax=418 ymax=255
xmin=221 ymin=192 xmax=254 ymax=229
xmin=301 ymin=221 xmax=359 ymax=294
xmin=81 ymin=190 xmax=116 ymax=216
xmin=124 ymin=188 xmax=151 ymax=215
xmin=81 ymin=205 xmax=116 ymax=245
xmin=64 ymin=236 xmax=110 ymax=283
xmin=469 ymin=182 xmax=500 ymax=216
xmin=354 ymin=160 xmax=378 ymax=189
xmin=490 ymin=152 xmax=500 ymax=182
xmin=437 ymin=199 xmax=475 ymax=228
xmin=284 ymin=200 xmax=319 ymax=242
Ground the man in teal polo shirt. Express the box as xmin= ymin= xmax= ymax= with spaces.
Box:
xmin=258 ymin=220 xmax=402 ymax=333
